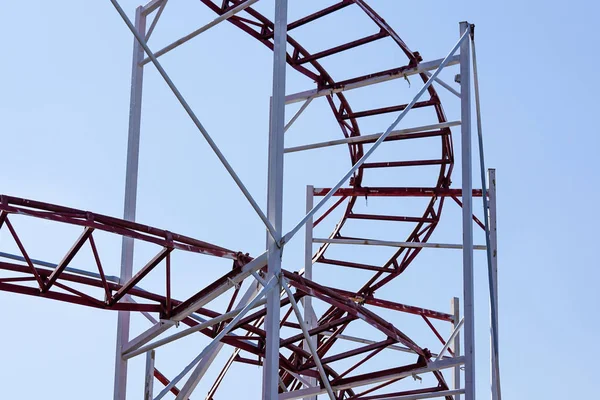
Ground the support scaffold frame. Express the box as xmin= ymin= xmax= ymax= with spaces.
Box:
xmin=0 ymin=2 xmax=501 ymax=400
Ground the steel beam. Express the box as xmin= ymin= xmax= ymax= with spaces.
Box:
xmin=114 ymin=7 xmax=146 ymax=400
xmin=263 ymin=0 xmax=288 ymax=398
xmin=303 ymin=185 xmax=317 ymax=399
xmin=452 ymin=297 xmax=461 ymax=400
xmin=488 ymin=169 xmax=500 ymax=400
xmin=284 ymin=121 xmax=460 ymax=153
xmin=313 ymin=238 xmax=486 ymax=251
xmin=281 ymin=278 xmax=336 ymax=400
xmin=284 ymin=55 xmax=460 ymax=104
xmin=459 ymin=21 xmax=475 ymax=400
xmin=144 ymin=351 xmax=155 ymax=400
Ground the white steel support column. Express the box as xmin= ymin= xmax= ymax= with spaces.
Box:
xmin=488 ymin=168 xmax=500 ymax=400
xmin=114 ymin=6 xmax=146 ymax=400
xmin=263 ymin=0 xmax=288 ymax=399
xmin=451 ymin=297 xmax=461 ymax=400
xmin=303 ymin=185 xmax=317 ymax=399
xmin=144 ymin=350 xmax=155 ymax=400
xmin=459 ymin=21 xmax=475 ymax=400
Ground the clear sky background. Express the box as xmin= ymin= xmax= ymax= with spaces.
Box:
xmin=0 ymin=0 xmax=598 ymax=399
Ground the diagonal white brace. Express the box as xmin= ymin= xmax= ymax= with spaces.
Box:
xmin=435 ymin=317 xmax=464 ymax=361
xmin=281 ymin=276 xmax=336 ymax=400
xmin=122 ymin=319 xmax=176 ymax=356
xmin=154 ymin=276 xmax=278 ymax=400
xmin=169 ymin=251 xmax=267 ymax=322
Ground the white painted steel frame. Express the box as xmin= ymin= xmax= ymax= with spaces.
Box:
xmin=459 ymin=21 xmax=475 ymax=400
xmin=263 ymin=1 xmax=288 ymax=399
xmin=488 ymin=169 xmax=500 ymax=400
xmin=114 ymin=6 xmax=146 ymax=400
xmin=106 ymin=5 xmax=489 ymax=398
xmin=284 ymin=121 xmax=461 ymax=154
xmin=313 ymin=238 xmax=486 ymax=251
xmin=303 ymin=186 xmax=317 ymax=400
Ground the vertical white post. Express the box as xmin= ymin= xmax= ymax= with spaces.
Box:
xmin=451 ymin=297 xmax=461 ymax=400
xmin=144 ymin=350 xmax=155 ymax=400
xmin=459 ymin=21 xmax=475 ymax=400
xmin=114 ymin=6 xmax=146 ymax=400
xmin=488 ymin=168 xmax=500 ymax=400
xmin=263 ymin=0 xmax=288 ymax=399
xmin=303 ymin=185 xmax=317 ymax=399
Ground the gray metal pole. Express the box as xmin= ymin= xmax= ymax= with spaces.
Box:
xmin=263 ymin=0 xmax=288 ymax=398
xmin=488 ymin=169 xmax=500 ymax=400
xmin=451 ymin=297 xmax=461 ymax=400
xmin=114 ymin=7 xmax=146 ymax=400
xmin=144 ymin=350 xmax=155 ymax=400
xmin=303 ymin=185 xmax=317 ymax=400
xmin=459 ymin=20 xmax=475 ymax=400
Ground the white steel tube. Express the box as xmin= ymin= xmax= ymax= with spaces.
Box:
xmin=114 ymin=7 xmax=146 ymax=400
xmin=459 ymin=21 xmax=475 ymax=400
xmin=313 ymin=238 xmax=486 ymax=250
xmin=451 ymin=297 xmax=461 ymax=400
xmin=488 ymin=169 xmax=500 ymax=400
xmin=144 ymin=350 xmax=155 ymax=400
xmin=281 ymin=278 xmax=336 ymax=400
xmin=435 ymin=318 xmax=464 ymax=361
xmin=284 ymin=55 xmax=460 ymax=105
xmin=263 ymin=0 xmax=288 ymax=398
xmin=284 ymin=97 xmax=314 ymax=134
xmin=424 ymin=71 xmax=461 ymax=98
xmin=303 ymin=185 xmax=317 ymax=399
xmin=284 ymin=121 xmax=460 ymax=154
xmin=282 ymin=29 xmax=471 ymax=247
xmin=124 ymin=282 xmax=265 ymax=359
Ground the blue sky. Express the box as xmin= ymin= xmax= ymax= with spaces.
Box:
xmin=0 ymin=0 xmax=598 ymax=399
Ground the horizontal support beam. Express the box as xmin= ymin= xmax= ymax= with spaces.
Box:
xmin=285 ymin=55 xmax=460 ymax=104
xmin=376 ymin=389 xmax=465 ymax=400
xmin=347 ymin=214 xmax=435 ymax=223
xmin=279 ymin=357 xmax=465 ymax=399
xmin=284 ymin=121 xmax=459 ymax=153
xmin=314 ymin=238 xmax=486 ymax=250
xmin=313 ymin=187 xmax=483 ymax=198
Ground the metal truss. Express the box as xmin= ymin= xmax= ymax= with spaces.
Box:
xmin=0 ymin=1 xmax=501 ymax=400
